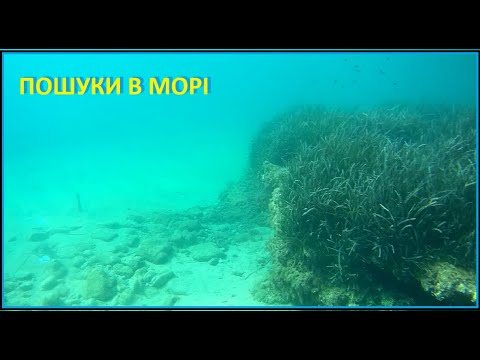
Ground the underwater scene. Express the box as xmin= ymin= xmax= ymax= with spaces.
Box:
xmin=2 ymin=52 xmax=478 ymax=307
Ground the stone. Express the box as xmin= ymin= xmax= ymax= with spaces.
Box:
xmin=188 ymin=242 xmax=226 ymax=262
xmin=418 ymin=262 xmax=476 ymax=304
xmin=163 ymin=295 xmax=180 ymax=306
xmin=29 ymin=231 xmax=52 ymax=242
xmin=132 ymin=276 xmax=144 ymax=295
xmin=29 ymin=225 xmax=83 ymax=242
xmin=209 ymin=258 xmax=219 ymax=266
xmin=112 ymin=263 xmax=134 ymax=279
xmin=40 ymin=275 xmax=58 ymax=290
xmin=151 ymin=271 xmax=175 ymax=288
xmin=19 ymin=282 xmax=33 ymax=291
xmin=82 ymin=249 xmax=94 ymax=258
xmin=16 ymin=272 xmax=35 ymax=281
xmin=138 ymin=241 xmax=173 ymax=265
xmin=84 ymin=267 xmax=117 ymax=301
xmin=4 ymin=280 xmax=16 ymax=293
xmin=122 ymin=255 xmax=145 ymax=271
xmin=91 ymin=229 xmax=118 ymax=242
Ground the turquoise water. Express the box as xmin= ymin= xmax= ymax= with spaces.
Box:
xmin=2 ymin=52 xmax=477 ymax=307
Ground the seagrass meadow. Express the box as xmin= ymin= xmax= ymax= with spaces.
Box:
xmin=250 ymin=105 xmax=477 ymax=306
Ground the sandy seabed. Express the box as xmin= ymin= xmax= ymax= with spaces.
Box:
xmin=4 ymin=205 xmax=274 ymax=307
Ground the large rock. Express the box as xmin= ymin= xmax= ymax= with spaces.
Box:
xmin=29 ymin=225 xmax=83 ymax=242
xmin=29 ymin=231 xmax=52 ymax=242
xmin=84 ymin=267 xmax=117 ymax=301
xmin=151 ymin=270 xmax=176 ymax=288
xmin=418 ymin=262 xmax=476 ymax=305
xmin=40 ymin=276 xmax=58 ymax=290
xmin=121 ymin=255 xmax=145 ymax=271
xmin=112 ymin=263 xmax=134 ymax=279
xmin=138 ymin=240 xmax=173 ymax=265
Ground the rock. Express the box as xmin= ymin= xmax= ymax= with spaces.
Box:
xmin=16 ymin=272 xmax=35 ymax=281
xmin=91 ymin=229 xmax=118 ymax=242
xmin=188 ymin=242 xmax=226 ymax=262
xmin=151 ymin=271 xmax=175 ymax=288
xmin=82 ymin=249 xmax=94 ymax=258
xmin=122 ymin=255 xmax=145 ymax=271
xmin=132 ymin=276 xmax=144 ymax=295
xmin=262 ymin=161 xmax=289 ymax=189
xmin=29 ymin=231 xmax=52 ymax=242
xmin=29 ymin=225 xmax=83 ymax=242
xmin=112 ymin=263 xmax=134 ymax=279
xmin=418 ymin=262 xmax=476 ymax=304
xmin=40 ymin=275 xmax=58 ymax=290
xmin=4 ymin=280 xmax=16 ymax=293
xmin=55 ymin=225 xmax=83 ymax=234
xmin=170 ymin=230 xmax=197 ymax=247
xmin=19 ymin=282 xmax=33 ymax=291
xmin=163 ymin=295 xmax=180 ymax=306
xmin=84 ymin=267 xmax=117 ymax=301
xmin=138 ymin=241 xmax=173 ymax=265
xmin=143 ymin=269 xmax=157 ymax=283
xmin=209 ymin=258 xmax=219 ymax=266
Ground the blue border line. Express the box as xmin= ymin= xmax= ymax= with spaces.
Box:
xmin=1 ymin=50 xmax=479 ymax=310
xmin=0 ymin=51 xmax=477 ymax=55
xmin=3 ymin=305 xmax=477 ymax=309
xmin=2 ymin=51 xmax=4 ymax=310
xmin=476 ymin=51 xmax=479 ymax=309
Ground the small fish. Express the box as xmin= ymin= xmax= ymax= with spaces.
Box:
xmin=354 ymin=65 xmax=360 ymax=68
xmin=355 ymin=69 xmax=361 ymax=73
xmin=393 ymin=82 xmax=397 ymax=86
